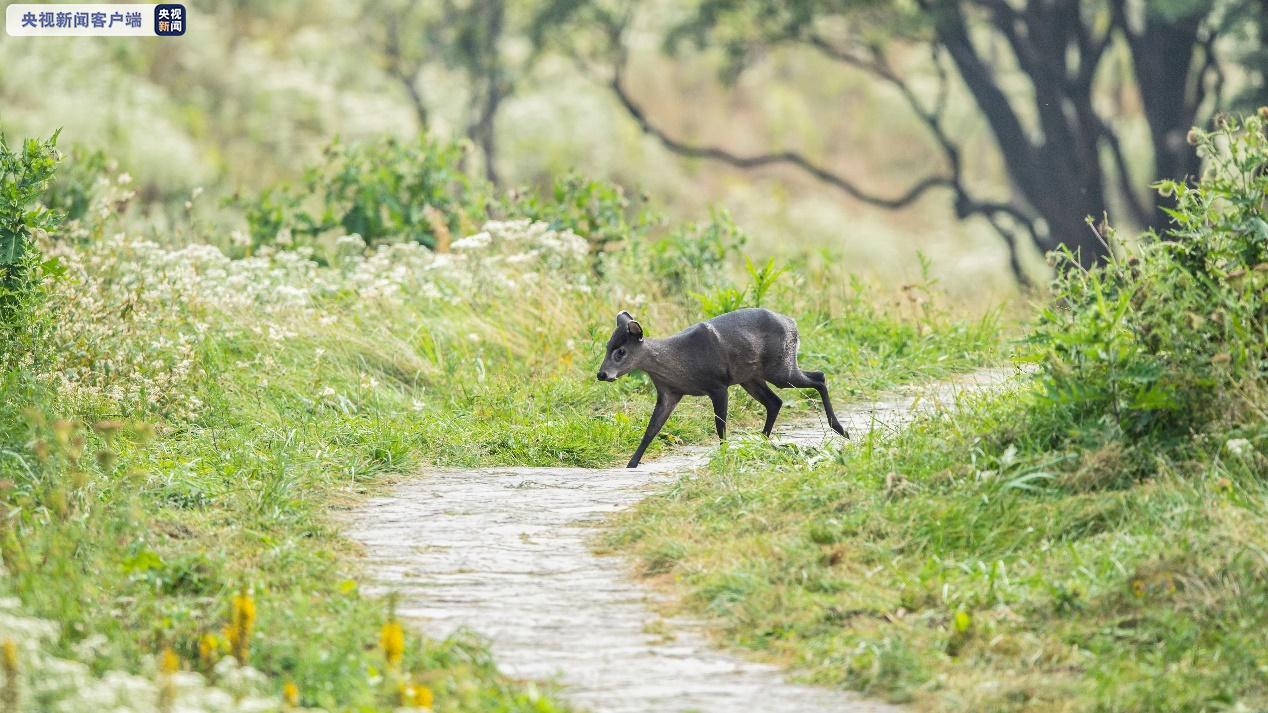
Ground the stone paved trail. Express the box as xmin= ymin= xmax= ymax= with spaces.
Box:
xmin=345 ymin=369 xmax=1014 ymax=713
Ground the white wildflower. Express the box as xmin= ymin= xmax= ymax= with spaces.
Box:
xmin=452 ymin=231 xmax=492 ymax=251
xmin=1226 ymin=438 xmax=1254 ymax=457
xmin=335 ymin=234 xmax=367 ymax=252
xmin=273 ymin=285 xmax=308 ymax=306
xmin=267 ymin=325 xmax=295 ymax=342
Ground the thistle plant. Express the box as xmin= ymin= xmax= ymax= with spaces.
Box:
xmin=0 ymin=131 xmax=61 ymax=370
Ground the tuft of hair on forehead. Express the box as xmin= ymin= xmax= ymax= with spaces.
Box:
xmin=606 ymin=326 xmax=629 ymax=352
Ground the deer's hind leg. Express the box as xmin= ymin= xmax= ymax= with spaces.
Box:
xmin=741 ymin=381 xmax=782 ymax=436
xmin=707 ymin=388 xmax=729 ymax=440
xmin=777 ymin=369 xmax=848 ymax=438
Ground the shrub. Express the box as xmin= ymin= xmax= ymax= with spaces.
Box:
xmin=645 ymin=208 xmax=745 ymax=292
xmin=237 ymin=135 xmax=491 ymax=250
xmin=39 ymin=144 xmax=110 ymax=225
xmin=506 ymin=171 xmax=659 ymax=258
xmin=236 ymin=136 xmax=662 ymax=267
xmin=0 ymin=132 xmax=62 ymax=370
xmin=232 ymin=133 xmax=746 ymax=297
xmin=1027 ymin=113 xmax=1268 ymax=440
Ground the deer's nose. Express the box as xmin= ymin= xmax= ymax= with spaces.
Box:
xmin=596 ymin=371 xmax=609 ymax=382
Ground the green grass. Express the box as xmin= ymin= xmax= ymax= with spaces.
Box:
xmin=608 ymin=115 xmax=1268 ymax=713
xmin=0 ymin=213 xmax=1002 ymax=710
xmin=608 ymin=378 xmax=1268 ymax=711
xmin=2 ymin=312 xmax=582 ymax=710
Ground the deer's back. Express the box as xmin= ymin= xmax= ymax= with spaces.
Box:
xmin=648 ymin=308 xmax=800 ymax=393
xmin=703 ymin=308 xmax=799 ymax=382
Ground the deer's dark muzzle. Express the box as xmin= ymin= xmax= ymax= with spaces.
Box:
xmin=597 ymin=371 xmax=613 ymax=382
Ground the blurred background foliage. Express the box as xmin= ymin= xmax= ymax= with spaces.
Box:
xmin=2 ymin=0 xmax=1261 ymax=297
xmin=0 ymin=0 xmax=1262 ymax=289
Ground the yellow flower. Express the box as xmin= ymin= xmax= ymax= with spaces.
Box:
xmin=1 ymin=638 xmax=16 ymax=711
xmin=228 ymin=589 xmax=256 ymax=663
xmin=398 ymin=681 xmax=434 ymax=708
xmin=282 ymin=680 xmax=300 ymax=707
xmin=380 ymin=618 xmax=405 ymax=669
xmin=159 ymin=648 xmax=180 ymax=675
xmin=198 ymin=632 xmax=219 ymax=669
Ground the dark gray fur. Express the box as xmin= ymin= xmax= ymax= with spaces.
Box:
xmin=597 ymin=308 xmax=847 ymax=468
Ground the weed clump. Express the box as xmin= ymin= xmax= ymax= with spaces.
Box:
xmin=1027 ymin=113 xmax=1268 ymax=473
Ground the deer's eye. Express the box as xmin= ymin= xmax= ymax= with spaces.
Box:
xmin=614 ymin=348 xmax=626 ymax=361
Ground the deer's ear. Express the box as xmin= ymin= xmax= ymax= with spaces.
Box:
xmin=627 ymin=320 xmax=643 ymax=341
xmin=616 ymin=311 xmax=633 ymax=328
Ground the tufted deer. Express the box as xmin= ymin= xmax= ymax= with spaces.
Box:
xmin=597 ymin=308 xmax=847 ymax=468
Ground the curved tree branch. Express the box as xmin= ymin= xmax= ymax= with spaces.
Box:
xmin=609 ymin=44 xmax=955 ymax=210
xmin=382 ymin=0 xmax=430 ymax=129
xmin=806 ymin=33 xmax=1043 ymax=286
xmin=606 ymin=11 xmax=1042 ymax=287
xmin=979 ymin=208 xmax=1036 ymax=290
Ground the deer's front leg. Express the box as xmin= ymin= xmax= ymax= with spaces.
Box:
xmin=708 ymin=388 xmax=728 ymax=440
xmin=628 ymin=390 xmax=682 ymax=468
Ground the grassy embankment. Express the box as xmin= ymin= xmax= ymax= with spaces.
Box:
xmin=609 ymin=117 xmax=1268 ymax=711
xmin=0 ymin=134 xmax=1002 ymax=710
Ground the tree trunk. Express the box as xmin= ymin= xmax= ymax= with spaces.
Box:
xmin=1121 ymin=8 xmax=1205 ymax=233
xmin=467 ymin=0 xmax=506 ymax=185
xmin=934 ymin=2 xmax=1110 ymax=266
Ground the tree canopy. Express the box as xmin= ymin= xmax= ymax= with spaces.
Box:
xmin=541 ymin=0 xmax=1266 ymax=283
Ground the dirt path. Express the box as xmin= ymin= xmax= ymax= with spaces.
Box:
xmin=345 ymin=369 xmax=1014 ymax=712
